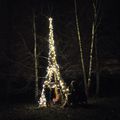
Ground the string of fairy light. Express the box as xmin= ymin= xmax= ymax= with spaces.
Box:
xmin=39 ymin=17 xmax=69 ymax=107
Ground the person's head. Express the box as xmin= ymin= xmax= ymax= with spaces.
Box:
xmin=71 ymin=80 xmax=75 ymax=85
xmin=71 ymin=80 xmax=77 ymax=87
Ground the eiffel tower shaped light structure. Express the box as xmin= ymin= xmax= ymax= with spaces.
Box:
xmin=39 ymin=17 xmax=69 ymax=107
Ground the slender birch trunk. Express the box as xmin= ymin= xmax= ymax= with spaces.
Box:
xmin=74 ymin=0 xmax=87 ymax=96
xmin=88 ymin=22 xmax=95 ymax=89
xmin=87 ymin=0 xmax=96 ymax=89
xmin=91 ymin=0 xmax=100 ymax=96
xmin=33 ymin=11 xmax=39 ymax=101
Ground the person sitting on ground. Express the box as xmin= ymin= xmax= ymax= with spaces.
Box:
xmin=53 ymin=88 xmax=61 ymax=104
xmin=44 ymin=85 xmax=51 ymax=107
xmin=62 ymin=80 xmax=78 ymax=107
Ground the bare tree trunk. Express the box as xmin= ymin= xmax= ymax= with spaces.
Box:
xmin=88 ymin=0 xmax=96 ymax=91
xmin=87 ymin=0 xmax=96 ymax=95
xmin=92 ymin=0 xmax=100 ymax=96
xmin=88 ymin=22 xmax=95 ymax=90
xmin=74 ymin=0 xmax=87 ymax=96
xmin=88 ymin=0 xmax=101 ymax=96
xmin=33 ymin=11 xmax=39 ymax=101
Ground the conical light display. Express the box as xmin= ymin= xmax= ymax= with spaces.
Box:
xmin=39 ymin=17 xmax=69 ymax=107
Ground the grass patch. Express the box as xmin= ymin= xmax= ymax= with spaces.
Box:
xmin=0 ymin=97 xmax=120 ymax=120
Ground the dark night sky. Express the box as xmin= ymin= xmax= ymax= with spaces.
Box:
xmin=0 ymin=0 xmax=119 ymax=68
xmin=0 ymin=0 xmax=119 ymax=57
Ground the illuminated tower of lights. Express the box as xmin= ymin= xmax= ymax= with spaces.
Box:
xmin=39 ymin=17 xmax=69 ymax=107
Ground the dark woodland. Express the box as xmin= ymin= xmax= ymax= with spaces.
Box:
xmin=0 ymin=0 xmax=120 ymax=120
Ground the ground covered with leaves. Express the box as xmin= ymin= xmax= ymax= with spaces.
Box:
xmin=0 ymin=97 xmax=120 ymax=120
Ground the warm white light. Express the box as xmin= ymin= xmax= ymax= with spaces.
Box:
xmin=39 ymin=17 xmax=69 ymax=107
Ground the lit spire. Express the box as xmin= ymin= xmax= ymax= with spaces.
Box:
xmin=39 ymin=17 xmax=69 ymax=107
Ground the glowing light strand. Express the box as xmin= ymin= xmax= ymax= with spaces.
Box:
xmin=39 ymin=17 xmax=69 ymax=107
